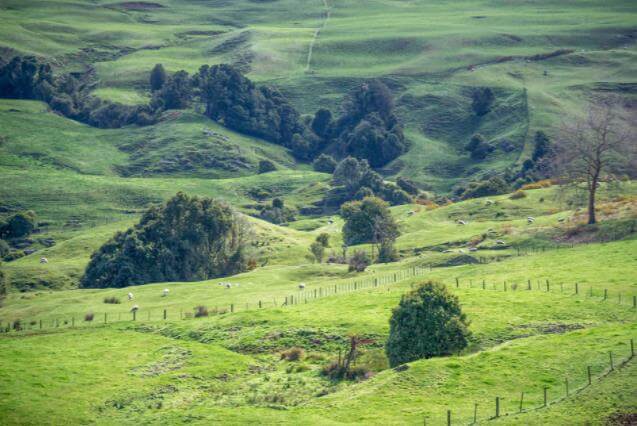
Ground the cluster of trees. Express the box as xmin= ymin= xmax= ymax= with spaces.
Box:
xmin=0 ymin=56 xmax=157 ymax=128
xmin=341 ymin=196 xmax=399 ymax=263
xmin=309 ymin=233 xmax=330 ymax=263
xmin=1 ymin=57 xmax=408 ymax=169
xmin=324 ymin=156 xmax=413 ymax=207
xmin=386 ymin=281 xmax=470 ymax=367
xmin=471 ymin=87 xmax=495 ymax=116
xmin=464 ymin=133 xmax=495 ymax=160
xmin=0 ymin=211 xmax=36 ymax=239
xmin=81 ymin=193 xmax=252 ymax=288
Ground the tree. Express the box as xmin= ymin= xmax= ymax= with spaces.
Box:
xmin=385 ymin=281 xmax=470 ymax=367
xmin=532 ymin=130 xmax=550 ymax=161
xmin=311 ymin=108 xmax=332 ymax=138
xmin=553 ymin=98 xmax=635 ymax=224
xmin=310 ymin=241 xmax=325 ymax=263
xmin=150 ymin=64 xmax=167 ymax=91
xmin=0 ymin=262 xmax=7 ymax=306
xmin=471 ymin=87 xmax=495 ymax=116
xmin=341 ymin=196 xmax=399 ymax=251
xmin=396 ymin=177 xmax=419 ymax=195
xmin=312 ymin=154 xmax=337 ymax=173
xmin=258 ymin=159 xmax=277 ymax=174
xmin=348 ymin=250 xmax=370 ymax=272
xmin=152 ymin=70 xmax=192 ymax=110
xmin=316 ymin=233 xmax=330 ymax=247
xmin=465 ymin=133 xmax=494 ymax=160
xmin=0 ymin=211 xmax=36 ymax=239
xmin=80 ymin=193 xmax=252 ymax=288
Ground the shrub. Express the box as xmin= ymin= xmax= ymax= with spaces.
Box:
xmin=310 ymin=241 xmax=325 ymax=263
xmin=341 ymin=196 xmax=399 ymax=245
xmin=12 ymin=319 xmax=22 ymax=331
xmin=396 ymin=177 xmax=419 ymax=195
xmin=194 ymin=305 xmax=209 ymax=318
xmin=316 ymin=233 xmax=330 ymax=248
xmin=103 ymin=296 xmax=121 ymax=304
xmin=472 ymin=87 xmax=495 ymax=116
xmin=349 ymin=250 xmax=371 ymax=272
xmin=509 ymin=190 xmax=527 ymax=200
xmin=461 ymin=176 xmax=509 ymax=200
xmin=0 ymin=240 xmax=9 ymax=257
xmin=84 ymin=312 xmax=94 ymax=322
xmin=281 ymin=347 xmax=304 ymax=361
xmin=312 ymin=154 xmax=337 ymax=173
xmin=258 ymin=159 xmax=276 ymax=174
xmin=0 ymin=211 xmax=36 ymax=239
xmin=521 ymin=179 xmax=552 ymax=190
xmin=385 ymin=281 xmax=470 ymax=367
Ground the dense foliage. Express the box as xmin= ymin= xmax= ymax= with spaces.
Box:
xmin=259 ymin=198 xmax=295 ymax=224
xmin=326 ymin=157 xmax=412 ymax=207
xmin=460 ymin=176 xmax=510 ymax=199
xmin=465 ymin=133 xmax=494 ymax=160
xmin=0 ymin=56 xmax=157 ymax=128
xmin=386 ymin=282 xmax=470 ymax=367
xmin=149 ymin=63 xmax=167 ymax=92
xmin=340 ymin=196 xmax=399 ymax=246
xmin=471 ymin=87 xmax=495 ymax=116
xmin=81 ymin=193 xmax=251 ymax=288
xmin=312 ymin=154 xmax=337 ymax=173
xmin=0 ymin=211 xmax=36 ymax=239
xmin=330 ymin=80 xmax=407 ymax=168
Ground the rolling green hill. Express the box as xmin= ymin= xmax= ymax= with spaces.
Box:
xmin=1 ymin=1 xmax=636 ymax=424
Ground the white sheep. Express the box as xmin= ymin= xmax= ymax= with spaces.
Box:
xmin=162 ymin=288 xmax=169 ymax=297
xmin=299 ymin=283 xmax=306 ymax=290
xmin=40 ymin=257 xmax=48 ymax=264
xmin=485 ymin=200 xmax=493 ymax=206
xmin=469 ymin=247 xmax=478 ymax=252
xmin=128 ymin=292 xmax=134 ymax=301
xmin=130 ymin=304 xmax=139 ymax=312
xmin=443 ymin=249 xmax=453 ymax=253
xmin=558 ymin=217 xmax=565 ymax=223
xmin=457 ymin=220 xmax=467 ymax=225
xmin=458 ymin=249 xmax=465 ymax=253
xmin=496 ymin=240 xmax=505 ymax=245
xmin=225 ymin=283 xmax=232 ymax=289
xmin=407 ymin=211 xmax=415 ymax=216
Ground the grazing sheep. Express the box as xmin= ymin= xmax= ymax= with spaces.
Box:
xmin=225 ymin=283 xmax=232 ymax=289
xmin=299 ymin=283 xmax=306 ymax=290
xmin=496 ymin=240 xmax=505 ymax=245
xmin=39 ymin=257 xmax=48 ymax=264
xmin=558 ymin=218 xmax=565 ymax=223
xmin=457 ymin=220 xmax=467 ymax=225
xmin=128 ymin=292 xmax=134 ymax=301
xmin=327 ymin=219 xmax=334 ymax=224
xmin=443 ymin=249 xmax=453 ymax=253
xmin=469 ymin=247 xmax=478 ymax=252
xmin=527 ymin=216 xmax=535 ymax=224
xmin=485 ymin=200 xmax=493 ymax=206
xmin=130 ymin=304 xmax=139 ymax=312
xmin=162 ymin=289 xmax=169 ymax=297
xmin=407 ymin=211 xmax=415 ymax=216
xmin=458 ymin=249 xmax=465 ymax=253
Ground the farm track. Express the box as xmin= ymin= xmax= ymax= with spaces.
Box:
xmin=305 ymin=0 xmax=331 ymax=72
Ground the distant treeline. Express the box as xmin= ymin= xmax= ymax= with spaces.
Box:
xmin=0 ymin=56 xmax=407 ymax=168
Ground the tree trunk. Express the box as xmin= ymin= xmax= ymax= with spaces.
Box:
xmin=588 ymin=177 xmax=598 ymax=225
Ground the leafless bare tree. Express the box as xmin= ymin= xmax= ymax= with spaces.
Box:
xmin=553 ymin=97 xmax=635 ymax=224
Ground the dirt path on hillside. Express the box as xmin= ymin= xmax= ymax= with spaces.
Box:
xmin=305 ymin=0 xmax=331 ymax=72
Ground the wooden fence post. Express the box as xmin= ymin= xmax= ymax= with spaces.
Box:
xmin=163 ymin=309 xmax=167 ymax=320
xmin=447 ymin=409 xmax=451 ymax=426
xmin=495 ymin=396 xmax=500 ymax=418
xmin=527 ymin=279 xmax=531 ymax=290
xmin=104 ymin=313 xmax=107 ymax=324
xmin=455 ymin=277 xmax=459 ymax=288
xmin=609 ymin=351 xmax=614 ymax=370
xmin=231 ymin=304 xmax=234 ymax=313
xmin=259 ymin=300 xmax=262 ymax=309
xmin=483 ymin=280 xmax=486 ymax=290
xmin=519 ymin=392 xmax=524 ymax=412
xmin=565 ymin=378 xmax=569 ymax=397
xmin=604 ymin=289 xmax=608 ymax=300
xmin=633 ymin=295 xmax=636 ymax=309
xmin=543 ymin=387 xmax=548 ymax=406
xmin=630 ymin=339 xmax=634 ymax=358
xmin=587 ymin=366 xmax=592 ymax=385
xmin=575 ymin=282 xmax=578 ymax=294
xmin=133 ymin=310 xmax=136 ymax=321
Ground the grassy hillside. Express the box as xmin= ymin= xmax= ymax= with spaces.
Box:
xmin=1 ymin=0 xmax=635 ymax=189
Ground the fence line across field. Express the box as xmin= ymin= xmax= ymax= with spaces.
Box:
xmin=1 ymin=263 xmax=635 ymax=333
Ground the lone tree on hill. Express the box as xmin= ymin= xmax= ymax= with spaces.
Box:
xmin=81 ymin=192 xmax=252 ymax=288
xmin=553 ymin=98 xmax=636 ymax=224
xmin=385 ymin=282 xmax=470 ymax=367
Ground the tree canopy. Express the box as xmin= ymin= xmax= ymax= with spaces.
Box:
xmin=340 ymin=196 xmax=399 ymax=246
xmin=386 ymin=282 xmax=470 ymax=367
xmin=81 ymin=193 xmax=251 ymax=288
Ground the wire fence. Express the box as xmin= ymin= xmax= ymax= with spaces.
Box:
xmin=1 ymin=264 xmax=635 ymax=333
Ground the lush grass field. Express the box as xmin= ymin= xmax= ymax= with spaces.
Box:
xmin=1 ymin=0 xmax=636 ymax=424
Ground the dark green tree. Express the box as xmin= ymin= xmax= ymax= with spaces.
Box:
xmin=0 ymin=211 xmax=36 ymax=239
xmin=309 ymin=241 xmax=325 ymax=263
xmin=316 ymin=233 xmax=330 ymax=247
xmin=311 ymin=108 xmax=332 ymax=138
xmin=385 ymin=282 xmax=470 ymax=367
xmin=312 ymin=154 xmax=337 ymax=173
xmin=150 ymin=64 xmax=167 ymax=91
xmin=258 ymin=159 xmax=277 ymax=174
xmin=341 ymin=196 xmax=399 ymax=246
xmin=471 ymin=87 xmax=495 ymax=116
xmin=80 ymin=193 xmax=251 ymax=288
xmin=532 ymin=130 xmax=550 ymax=161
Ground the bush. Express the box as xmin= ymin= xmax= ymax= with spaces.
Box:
xmin=0 ymin=240 xmax=9 ymax=258
xmin=509 ymin=190 xmax=527 ymax=200
xmin=103 ymin=296 xmax=121 ymax=304
xmin=12 ymin=319 xmax=22 ymax=331
xmin=0 ymin=211 xmax=36 ymax=239
xmin=316 ymin=233 xmax=330 ymax=247
xmin=84 ymin=312 xmax=94 ymax=322
xmin=349 ymin=250 xmax=371 ymax=272
xmin=472 ymin=87 xmax=495 ymax=116
xmin=258 ymin=159 xmax=277 ymax=174
xmin=312 ymin=154 xmax=337 ymax=173
xmin=341 ymin=196 xmax=399 ymax=246
xmin=310 ymin=241 xmax=325 ymax=263
xmin=461 ymin=176 xmax=510 ymax=200
xmin=521 ymin=179 xmax=552 ymax=190
xmin=194 ymin=305 xmax=209 ymax=318
xmin=396 ymin=177 xmax=419 ymax=195
xmin=81 ymin=192 xmax=251 ymax=289
xmin=280 ymin=347 xmax=305 ymax=361
xmin=385 ymin=281 xmax=470 ymax=367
